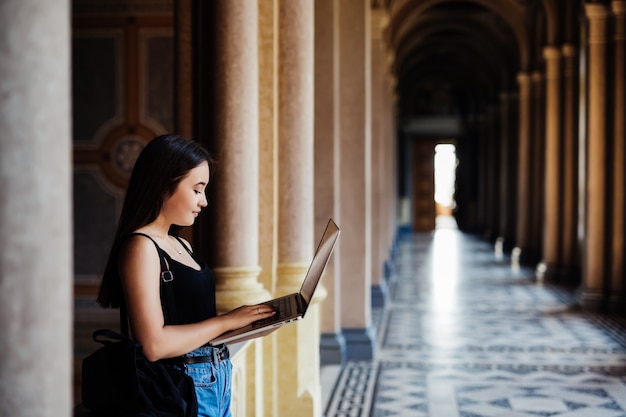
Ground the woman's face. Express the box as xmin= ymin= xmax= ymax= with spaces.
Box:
xmin=161 ymin=161 xmax=210 ymax=227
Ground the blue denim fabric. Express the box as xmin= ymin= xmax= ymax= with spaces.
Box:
xmin=184 ymin=346 xmax=232 ymax=417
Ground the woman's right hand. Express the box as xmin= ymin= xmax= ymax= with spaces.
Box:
xmin=221 ymin=304 xmax=276 ymax=330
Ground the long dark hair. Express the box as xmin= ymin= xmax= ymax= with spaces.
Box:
xmin=97 ymin=134 xmax=214 ymax=308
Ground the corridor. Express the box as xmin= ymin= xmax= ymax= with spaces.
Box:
xmin=323 ymin=216 xmax=626 ymax=417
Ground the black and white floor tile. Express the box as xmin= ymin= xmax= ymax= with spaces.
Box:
xmin=324 ymin=218 xmax=626 ymax=417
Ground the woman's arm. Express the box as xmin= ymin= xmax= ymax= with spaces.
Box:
xmin=119 ymin=235 xmax=274 ymax=361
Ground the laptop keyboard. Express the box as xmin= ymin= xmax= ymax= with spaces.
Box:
xmin=252 ymin=297 xmax=293 ymax=328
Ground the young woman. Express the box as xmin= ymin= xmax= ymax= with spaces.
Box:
xmin=97 ymin=134 xmax=275 ymax=417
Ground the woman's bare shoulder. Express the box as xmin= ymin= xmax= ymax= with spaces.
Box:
xmin=118 ymin=233 xmax=160 ymax=264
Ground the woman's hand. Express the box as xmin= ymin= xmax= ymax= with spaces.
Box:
xmin=221 ymin=304 xmax=276 ymax=330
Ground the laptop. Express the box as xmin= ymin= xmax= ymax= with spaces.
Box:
xmin=209 ymin=218 xmax=341 ymax=345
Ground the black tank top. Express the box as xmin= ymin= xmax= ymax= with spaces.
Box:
xmin=130 ymin=233 xmax=217 ymax=325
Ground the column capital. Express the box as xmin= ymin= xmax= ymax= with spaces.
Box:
xmin=585 ymin=3 xmax=609 ymax=19
xmin=586 ymin=3 xmax=609 ymax=44
xmin=213 ymin=265 xmax=271 ymax=313
xmin=613 ymin=1 xmax=626 ymax=15
xmin=613 ymin=1 xmax=626 ymax=40
xmin=531 ymin=71 xmax=544 ymax=83
xmin=516 ymin=71 xmax=531 ymax=85
xmin=561 ymin=44 xmax=578 ymax=57
xmin=276 ymin=262 xmax=309 ymax=295
xmin=543 ymin=45 xmax=561 ymax=60
xmin=543 ymin=47 xmax=561 ymax=79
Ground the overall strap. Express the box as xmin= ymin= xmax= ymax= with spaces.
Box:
xmin=120 ymin=233 xmax=177 ymax=337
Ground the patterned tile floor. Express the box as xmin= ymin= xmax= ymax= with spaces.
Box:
xmin=323 ymin=216 xmax=626 ymax=417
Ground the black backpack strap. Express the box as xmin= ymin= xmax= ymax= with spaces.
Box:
xmin=119 ymin=233 xmax=177 ymax=337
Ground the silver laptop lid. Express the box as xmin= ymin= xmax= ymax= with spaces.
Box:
xmin=299 ymin=218 xmax=341 ymax=305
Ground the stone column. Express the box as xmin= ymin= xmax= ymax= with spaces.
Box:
xmin=338 ymin=0 xmax=376 ymax=361
xmin=258 ymin=1 xmax=280 ymax=416
xmin=497 ymin=93 xmax=511 ymax=254
xmin=537 ymin=47 xmax=562 ymax=281
xmin=384 ymin=75 xmax=398 ymax=268
xmin=476 ymin=114 xmax=489 ymax=232
xmin=174 ymin=0 xmax=193 ymax=137
xmin=211 ymin=1 xmax=270 ymax=312
xmin=315 ymin=0 xmax=345 ymax=365
xmin=513 ymin=73 xmax=533 ymax=266
xmin=560 ymin=44 xmax=581 ymax=283
xmin=486 ymin=105 xmax=500 ymax=240
xmin=579 ymin=4 xmax=609 ymax=309
xmin=0 ymin=0 xmax=72 ymax=415
xmin=275 ymin=1 xmax=322 ymax=416
xmin=530 ymin=71 xmax=545 ymax=265
xmin=610 ymin=1 xmax=626 ymax=311
xmin=497 ymin=92 xmax=518 ymax=253
xmin=370 ymin=8 xmax=388 ymax=308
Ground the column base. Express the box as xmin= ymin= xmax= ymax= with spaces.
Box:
xmin=371 ymin=280 xmax=388 ymax=308
xmin=576 ymin=286 xmax=606 ymax=311
xmin=511 ymin=246 xmax=541 ymax=267
xmin=495 ymin=236 xmax=516 ymax=258
xmin=535 ymin=261 xmax=560 ymax=282
xmin=320 ymin=332 xmax=347 ymax=366
xmin=384 ymin=259 xmax=395 ymax=281
xmin=342 ymin=326 xmax=377 ymax=361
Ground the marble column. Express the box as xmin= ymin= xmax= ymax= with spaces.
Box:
xmin=338 ymin=0 xmax=376 ymax=360
xmin=476 ymin=114 xmax=489 ymax=233
xmin=486 ymin=105 xmax=500 ymax=241
xmin=610 ymin=1 xmax=626 ymax=311
xmin=257 ymin=1 xmax=279 ymax=416
xmin=0 ymin=0 xmax=72 ymax=415
xmin=579 ymin=4 xmax=610 ymax=309
xmin=531 ymin=72 xmax=545 ymax=265
xmin=370 ymin=9 xmax=388 ymax=309
xmin=314 ymin=0 xmax=345 ymax=365
xmin=174 ymin=0 xmax=193 ymax=137
xmin=513 ymin=73 xmax=533 ymax=266
xmin=497 ymin=93 xmax=511 ymax=254
xmin=497 ymin=92 xmax=518 ymax=253
xmin=211 ymin=0 xmax=270 ymax=312
xmin=560 ymin=44 xmax=581 ymax=283
xmin=537 ymin=47 xmax=562 ymax=281
xmin=275 ymin=1 xmax=322 ymax=416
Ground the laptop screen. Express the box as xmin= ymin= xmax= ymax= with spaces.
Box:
xmin=299 ymin=218 xmax=341 ymax=304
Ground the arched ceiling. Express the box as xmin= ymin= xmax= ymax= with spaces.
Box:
xmin=378 ymin=0 xmax=560 ymax=137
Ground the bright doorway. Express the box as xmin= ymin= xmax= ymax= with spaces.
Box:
xmin=434 ymin=143 xmax=457 ymax=217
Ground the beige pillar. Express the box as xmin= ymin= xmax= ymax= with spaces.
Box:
xmin=537 ymin=46 xmax=562 ymax=281
xmin=580 ymin=4 xmax=609 ymax=309
xmin=174 ymin=0 xmax=193 ymax=137
xmin=275 ymin=1 xmax=322 ymax=416
xmin=0 ymin=0 xmax=72 ymax=415
xmin=530 ymin=71 xmax=545 ymax=264
xmin=314 ymin=0 xmax=345 ymax=364
xmin=212 ymin=1 xmax=270 ymax=312
xmin=513 ymin=73 xmax=532 ymax=266
xmin=370 ymin=9 xmax=388 ymax=308
xmin=497 ymin=92 xmax=517 ymax=252
xmin=338 ymin=0 xmax=376 ymax=361
xmin=257 ymin=2 xmax=280 ymax=416
xmin=485 ymin=106 xmax=499 ymax=240
xmin=477 ymin=114 xmax=489 ymax=232
xmin=384 ymin=75 xmax=398 ymax=264
xmin=560 ymin=44 xmax=581 ymax=282
xmin=610 ymin=1 xmax=626 ymax=310
xmin=497 ymin=93 xmax=510 ymax=248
